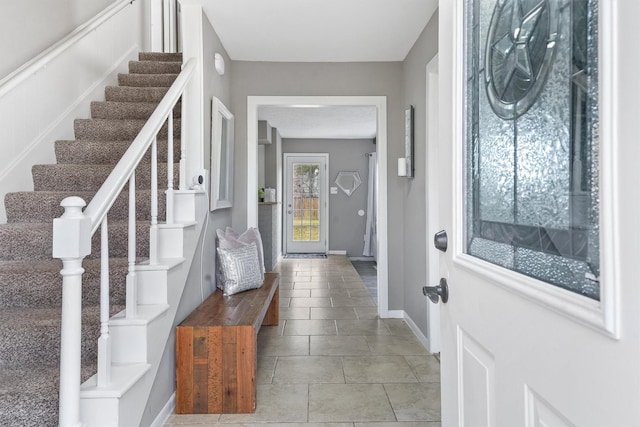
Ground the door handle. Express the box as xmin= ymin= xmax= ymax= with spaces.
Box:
xmin=287 ymin=210 xmax=292 ymax=214
xmin=423 ymin=278 xmax=449 ymax=304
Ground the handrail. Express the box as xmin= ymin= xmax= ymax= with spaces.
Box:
xmin=84 ymin=58 xmax=196 ymax=235
xmin=0 ymin=0 xmax=137 ymax=98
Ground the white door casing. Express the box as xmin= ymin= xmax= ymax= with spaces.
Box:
xmin=284 ymin=153 xmax=329 ymax=254
xmin=246 ymin=96 xmax=392 ymax=318
xmin=425 ymin=54 xmax=441 ymax=353
xmin=439 ymin=1 xmax=640 ymax=427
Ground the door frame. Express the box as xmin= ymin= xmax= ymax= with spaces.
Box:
xmin=283 ymin=153 xmax=329 ymax=254
xmin=247 ymin=96 xmax=391 ymax=317
xmin=425 ymin=54 xmax=441 ymax=353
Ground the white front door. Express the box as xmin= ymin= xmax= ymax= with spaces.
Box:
xmin=284 ymin=154 xmax=328 ymax=254
xmin=437 ymin=1 xmax=640 ymax=426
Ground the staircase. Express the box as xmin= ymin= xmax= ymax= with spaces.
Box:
xmin=0 ymin=52 xmax=186 ymax=426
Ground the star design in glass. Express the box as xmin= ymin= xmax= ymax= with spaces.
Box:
xmin=492 ymin=0 xmax=546 ymax=86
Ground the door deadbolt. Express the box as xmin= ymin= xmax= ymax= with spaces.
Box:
xmin=434 ymin=230 xmax=448 ymax=252
xmin=422 ymin=278 xmax=449 ymax=304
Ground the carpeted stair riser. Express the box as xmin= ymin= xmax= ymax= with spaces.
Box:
xmin=32 ymin=163 xmax=179 ymax=192
xmin=0 ymin=305 xmax=123 ymax=368
xmin=118 ymin=73 xmax=178 ymax=87
xmin=0 ymin=259 xmax=128 ymax=308
xmin=0 ymin=221 xmax=151 ymax=261
xmin=128 ymin=60 xmax=182 ymax=75
xmin=91 ymin=101 xmax=181 ymax=120
xmin=5 ymin=190 xmax=167 ymax=223
xmin=74 ymin=118 xmax=181 ymax=140
xmin=138 ymin=52 xmax=183 ymax=62
xmin=105 ymin=86 xmax=171 ymax=103
xmin=55 ymin=139 xmax=179 ymax=165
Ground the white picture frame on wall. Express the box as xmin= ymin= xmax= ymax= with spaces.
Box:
xmin=210 ymin=97 xmax=234 ymax=211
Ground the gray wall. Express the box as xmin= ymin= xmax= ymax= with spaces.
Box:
xmin=140 ymin=10 xmax=234 ymax=426
xmin=0 ymin=0 xmax=115 ymax=79
xmin=282 ymin=138 xmax=375 ymax=257
xmin=400 ymin=11 xmax=439 ymax=334
xmin=230 ymin=61 xmax=406 ymax=310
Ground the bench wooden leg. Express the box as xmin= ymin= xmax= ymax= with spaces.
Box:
xmin=262 ymin=285 xmax=279 ymax=326
xmin=176 ymin=325 xmax=257 ymax=413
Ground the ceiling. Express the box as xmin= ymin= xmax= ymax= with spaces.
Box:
xmin=197 ymin=0 xmax=438 ymax=139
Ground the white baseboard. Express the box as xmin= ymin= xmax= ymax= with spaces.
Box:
xmin=349 ymin=256 xmax=375 ymax=261
xmin=382 ymin=309 xmax=405 ymax=319
xmin=402 ymin=312 xmax=432 ymax=353
xmin=328 ymin=250 xmax=347 ymax=255
xmin=150 ymin=392 xmax=175 ymax=427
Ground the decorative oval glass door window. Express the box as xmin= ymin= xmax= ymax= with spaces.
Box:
xmin=335 ymin=171 xmax=362 ymax=197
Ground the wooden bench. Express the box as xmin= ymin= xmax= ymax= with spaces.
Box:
xmin=175 ymin=272 xmax=279 ymax=414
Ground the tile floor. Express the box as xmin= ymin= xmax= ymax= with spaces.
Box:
xmin=165 ymin=255 xmax=441 ymax=427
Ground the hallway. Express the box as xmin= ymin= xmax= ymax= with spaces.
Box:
xmin=165 ymin=255 xmax=441 ymax=426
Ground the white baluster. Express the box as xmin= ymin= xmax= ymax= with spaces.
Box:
xmin=97 ymin=217 xmax=111 ymax=387
xmin=167 ymin=113 xmax=174 ymax=224
xmin=179 ymin=100 xmax=186 ymax=191
xmin=53 ymin=197 xmax=91 ymax=427
xmin=126 ymin=173 xmax=137 ymax=319
xmin=150 ymin=137 xmax=158 ymax=264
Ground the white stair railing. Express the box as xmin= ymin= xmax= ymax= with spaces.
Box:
xmin=53 ymin=58 xmax=196 ymax=427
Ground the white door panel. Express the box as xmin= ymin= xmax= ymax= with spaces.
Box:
xmin=438 ymin=1 xmax=640 ymax=427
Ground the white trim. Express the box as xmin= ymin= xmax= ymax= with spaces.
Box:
xmin=385 ymin=309 xmax=404 ymax=319
xmin=0 ymin=46 xmax=136 ymax=185
xmin=0 ymin=0 xmax=136 ymax=97
xmin=283 ymin=153 xmax=329 ymax=254
xmin=349 ymin=256 xmax=374 ymax=261
xmin=451 ymin=0 xmax=618 ymax=338
xmin=150 ymin=393 xmax=175 ymax=427
xmin=403 ymin=311 xmax=432 ymax=353
xmin=330 ymin=250 xmax=348 ymax=255
xmin=425 ymin=53 xmax=441 ymax=354
xmin=247 ymin=96 xmax=390 ymax=318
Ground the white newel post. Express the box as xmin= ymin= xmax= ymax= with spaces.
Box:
xmin=53 ymin=197 xmax=91 ymax=427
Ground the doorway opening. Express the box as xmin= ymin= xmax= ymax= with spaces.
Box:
xmin=246 ymin=96 xmax=390 ymax=317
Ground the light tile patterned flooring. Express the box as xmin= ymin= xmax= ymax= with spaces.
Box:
xmin=165 ymin=255 xmax=441 ymax=426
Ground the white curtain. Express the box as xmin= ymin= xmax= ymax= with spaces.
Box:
xmin=363 ymin=152 xmax=377 ymax=259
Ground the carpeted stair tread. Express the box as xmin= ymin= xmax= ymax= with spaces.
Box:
xmin=0 ymin=221 xmax=151 ymax=261
xmin=32 ymin=163 xmax=179 ymax=192
xmin=91 ymin=101 xmax=181 ymax=120
xmin=0 ymin=305 xmax=124 ymax=368
xmin=138 ymin=52 xmax=182 ymax=62
xmin=118 ymin=73 xmax=179 ymax=87
xmin=5 ymin=190 xmax=167 ymax=223
xmin=55 ymin=139 xmax=179 ymax=165
xmin=0 ymin=258 xmax=128 ymax=308
xmin=128 ymin=60 xmax=182 ymax=75
xmin=74 ymin=118 xmax=181 ymax=140
xmin=0 ymin=364 xmax=99 ymax=427
xmin=104 ymin=86 xmax=170 ymax=103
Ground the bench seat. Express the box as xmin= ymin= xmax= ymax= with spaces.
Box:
xmin=176 ymin=272 xmax=279 ymax=414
